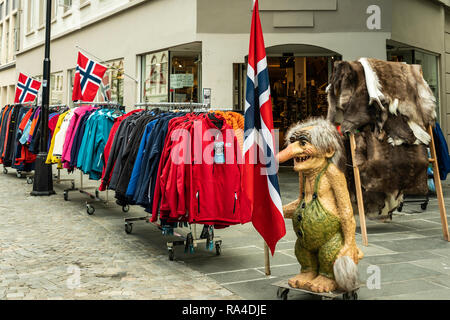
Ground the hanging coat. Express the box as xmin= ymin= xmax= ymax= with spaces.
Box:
xmin=432 ymin=122 xmax=450 ymax=180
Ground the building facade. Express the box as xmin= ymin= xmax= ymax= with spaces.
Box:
xmin=0 ymin=0 xmax=449 ymax=147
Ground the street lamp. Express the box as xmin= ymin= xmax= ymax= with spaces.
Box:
xmin=31 ymin=0 xmax=55 ymax=196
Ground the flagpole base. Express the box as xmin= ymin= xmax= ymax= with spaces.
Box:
xmin=31 ymin=152 xmax=55 ymax=196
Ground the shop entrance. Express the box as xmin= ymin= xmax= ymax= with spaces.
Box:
xmin=236 ymin=45 xmax=341 ymax=153
xmin=269 ymin=56 xmax=334 ymax=145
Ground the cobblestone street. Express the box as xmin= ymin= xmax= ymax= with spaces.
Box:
xmin=1 ymin=167 xmax=450 ymax=300
xmin=0 ymin=170 xmax=239 ymax=300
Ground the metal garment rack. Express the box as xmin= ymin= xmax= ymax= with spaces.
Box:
xmin=25 ymin=105 xmax=76 ymax=188
xmin=63 ymin=101 xmax=129 ymax=215
xmin=124 ymin=102 xmax=222 ymax=261
xmin=1 ymin=103 xmax=38 ymax=176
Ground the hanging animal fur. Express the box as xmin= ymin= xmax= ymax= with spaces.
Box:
xmin=327 ymin=58 xmax=435 ymax=219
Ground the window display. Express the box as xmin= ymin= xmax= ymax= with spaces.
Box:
xmin=141 ymin=50 xmax=168 ymax=103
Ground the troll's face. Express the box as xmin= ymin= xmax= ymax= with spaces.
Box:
xmin=278 ymin=125 xmax=336 ymax=173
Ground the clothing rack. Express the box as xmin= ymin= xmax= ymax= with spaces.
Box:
xmin=24 ymin=105 xmax=74 ymax=187
xmin=64 ymin=171 xmax=129 ymax=215
xmin=74 ymin=101 xmax=124 ymax=108
xmin=63 ymin=102 xmax=128 ymax=214
xmin=125 ymin=101 xmax=222 ymax=260
xmin=135 ymin=102 xmax=210 ymax=112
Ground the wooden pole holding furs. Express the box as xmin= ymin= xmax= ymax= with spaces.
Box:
xmin=349 ymin=133 xmax=369 ymax=246
xmin=427 ymin=126 xmax=450 ymax=241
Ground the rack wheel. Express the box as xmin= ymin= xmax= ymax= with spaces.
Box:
xmin=168 ymin=247 xmax=174 ymax=261
xmin=352 ymin=291 xmax=358 ymax=300
xmin=397 ymin=203 xmax=403 ymax=212
xmin=16 ymin=172 xmax=22 ymax=178
xmin=26 ymin=177 xmax=33 ymax=184
xmin=215 ymin=241 xmax=222 ymax=256
xmin=71 ymin=182 xmax=75 ymax=190
xmin=421 ymin=202 xmax=428 ymax=210
xmin=3 ymin=168 xmax=7 ymax=174
xmin=125 ymin=223 xmax=133 ymax=234
xmin=277 ymin=288 xmax=289 ymax=300
xmin=63 ymin=191 xmax=69 ymax=201
xmin=86 ymin=204 xmax=95 ymax=215
xmin=122 ymin=205 xmax=130 ymax=213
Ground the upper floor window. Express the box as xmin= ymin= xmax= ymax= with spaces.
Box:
xmin=63 ymin=0 xmax=72 ymax=13
xmin=39 ymin=0 xmax=45 ymax=27
xmin=5 ymin=0 xmax=8 ymax=16
xmin=0 ymin=3 xmax=3 ymax=21
xmin=12 ymin=0 xmax=16 ymax=10
xmin=27 ymin=0 xmax=35 ymax=33
xmin=51 ymin=0 xmax=57 ymax=20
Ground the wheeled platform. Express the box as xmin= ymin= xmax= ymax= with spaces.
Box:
xmin=124 ymin=217 xmax=222 ymax=260
xmin=272 ymin=279 xmax=360 ymax=300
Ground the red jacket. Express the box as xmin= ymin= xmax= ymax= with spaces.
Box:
xmin=153 ymin=113 xmax=247 ymax=226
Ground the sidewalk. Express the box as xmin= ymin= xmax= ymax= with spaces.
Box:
xmin=0 ymin=166 xmax=449 ymax=300
xmin=0 ymin=170 xmax=239 ymax=300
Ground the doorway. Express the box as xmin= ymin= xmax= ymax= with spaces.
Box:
xmin=235 ymin=44 xmax=341 ymax=153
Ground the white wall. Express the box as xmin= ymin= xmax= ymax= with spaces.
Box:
xmin=15 ymin=0 xmax=198 ymax=107
xmin=21 ymin=0 xmax=134 ymax=51
xmin=197 ymin=31 xmax=391 ymax=109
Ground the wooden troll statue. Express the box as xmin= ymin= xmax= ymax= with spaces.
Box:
xmin=277 ymin=118 xmax=364 ymax=293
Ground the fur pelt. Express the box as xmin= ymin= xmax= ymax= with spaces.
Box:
xmin=327 ymin=59 xmax=437 ymax=146
xmin=327 ymin=58 xmax=435 ymax=217
xmin=344 ymin=129 xmax=428 ymax=219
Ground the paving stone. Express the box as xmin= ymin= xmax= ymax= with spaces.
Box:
xmin=0 ymin=171 xmax=239 ymax=300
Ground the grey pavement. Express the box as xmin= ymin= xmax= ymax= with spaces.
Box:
xmin=1 ymin=166 xmax=450 ymax=300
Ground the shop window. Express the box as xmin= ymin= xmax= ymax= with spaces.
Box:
xmin=141 ymin=50 xmax=200 ymax=103
xmin=50 ymin=72 xmax=64 ymax=104
xmin=95 ymin=59 xmax=124 ymax=105
xmin=36 ymin=72 xmax=64 ymax=104
xmin=233 ymin=63 xmax=246 ymax=111
xmin=170 ymin=52 xmax=200 ymax=103
xmin=159 ymin=54 xmax=168 ymax=95
xmin=141 ymin=50 xmax=169 ymax=103
xmin=387 ymin=48 xmax=440 ymax=121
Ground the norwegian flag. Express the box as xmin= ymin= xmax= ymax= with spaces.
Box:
xmin=242 ymin=0 xmax=285 ymax=255
xmin=72 ymin=51 xmax=108 ymax=102
xmin=14 ymin=73 xmax=41 ymax=103
xmin=100 ymin=74 xmax=111 ymax=102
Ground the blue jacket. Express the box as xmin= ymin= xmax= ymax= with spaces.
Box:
xmin=125 ymin=119 xmax=158 ymax=199
xmin=432 ymin=122 xmax=450 ymax=180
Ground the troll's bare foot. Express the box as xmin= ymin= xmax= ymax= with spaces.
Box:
xmin=288 ymin=271 xmax=317 ymax=288
xmin=304 ymin=275 xmax=338 ymax=293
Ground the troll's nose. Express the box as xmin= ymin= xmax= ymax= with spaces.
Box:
xmin=276 ymin=141 xmax=302 ymax=163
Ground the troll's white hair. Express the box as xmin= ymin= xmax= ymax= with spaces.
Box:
xmin=285 ymin=118 xmax=346 ymax=172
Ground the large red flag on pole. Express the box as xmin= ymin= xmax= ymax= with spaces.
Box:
xmin=242 ymin=0 xmax=286 ymax=255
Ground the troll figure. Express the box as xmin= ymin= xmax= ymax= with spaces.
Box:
xmin=277 ymin=118 xmax=363 ymax=293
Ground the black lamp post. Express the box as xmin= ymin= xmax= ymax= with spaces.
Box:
xmin=31 ymin=0 xmax=55 ymax=196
